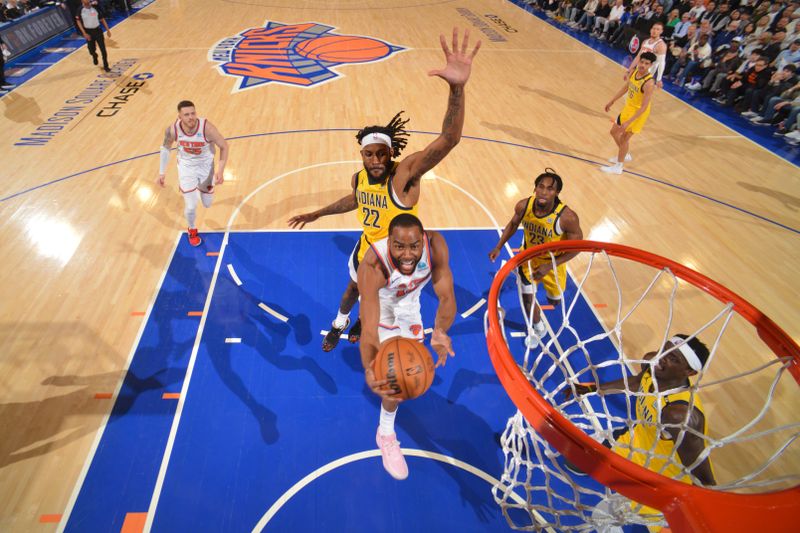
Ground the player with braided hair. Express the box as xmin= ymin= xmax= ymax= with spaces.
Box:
xmin=289 ymin=28 xmax=481 ymax=352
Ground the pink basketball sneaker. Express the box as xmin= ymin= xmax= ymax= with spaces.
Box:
xmin=376 ymin=430 xmax=408 ymax=480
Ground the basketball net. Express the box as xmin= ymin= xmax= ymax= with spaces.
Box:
xmin=485 ymin=243 xmax=800 ymax=532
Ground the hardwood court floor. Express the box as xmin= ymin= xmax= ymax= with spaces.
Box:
xmin=1 ymin=0 xmax=798 ymax=530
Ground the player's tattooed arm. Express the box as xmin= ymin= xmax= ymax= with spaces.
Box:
xmin=162 ymin=126 xmax=175 ymax=148
xmin=394 ymin=29 xmax=479 ymax=191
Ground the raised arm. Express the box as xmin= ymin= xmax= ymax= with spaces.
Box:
xmin=156 ymin=125 xmax=175 ymax=187
xmin=205 ymin=121 xmax=229 ymax=185
xmin=663 ymin=404 xmax=716 ymax=486
xmin=357 ymin=250 xmax=396 ymax=400
xmin=428 ymin=231 xmax=456 ymax=367
xmin=489 ymin=198 xmax=528 ymax=262
xmin=565 ymin=351 xmax=655 ymax=399
xmin=393 ymin=28 xmax=481 ymax=192
xmin=287 ymin=173 xmax=359 ymax=229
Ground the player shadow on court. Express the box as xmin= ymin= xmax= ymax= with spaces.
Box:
xmin=2 ymin=92 xmax=43 ymax=125
xmin=519 ymin=85 xmax=609 ymax=121
xmin=480 ymin=120 xmax=602 ymax=163
xmin=0 ymin=320 xmax=128 ymax=468
xmin=131 ymin=12 xmax=159 ymax=20
xmin=737 ymin=181 xmax=800 ymax=212
xmin=223 ymin=188 xmax=348 ymax=230
xmin=359 ymin=381 xmax=505 ymax=523
xmin=204 ymin=247 xmax=336 ymax=444
xmin=0 ymin=370 xmax=123 ymax=468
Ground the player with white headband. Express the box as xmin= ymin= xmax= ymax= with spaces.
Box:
xmin=565 ymin=334 xmax=717 ymax=521
xmin=288 ymin=28 xmax=481 ymax=352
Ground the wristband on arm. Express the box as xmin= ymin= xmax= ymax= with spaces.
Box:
xmin=159 ymin=147 xmax=170 ymax=175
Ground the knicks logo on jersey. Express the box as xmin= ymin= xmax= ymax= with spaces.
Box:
xmin=209 ymin=21 xmax=405 ymax=92
xmin=629 ymin=35 xmax=641 ymax=54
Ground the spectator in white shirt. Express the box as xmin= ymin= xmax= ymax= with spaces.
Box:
xmin=593 ymin=0 xmax=625 ymax=38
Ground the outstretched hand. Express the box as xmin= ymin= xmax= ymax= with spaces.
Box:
xmin=287 ymin=212 xmax=319 ymax=229
xmin=428 ymin=28 xmax=481 ymax=86
xmin=431 ymin=328 xmax=455 ymax=368
xmin=563 ymin=382 xmax=597 ymax=400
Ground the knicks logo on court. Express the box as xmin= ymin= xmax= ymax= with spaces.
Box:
xmin=209 ymin=21 xmax=405 ymax=92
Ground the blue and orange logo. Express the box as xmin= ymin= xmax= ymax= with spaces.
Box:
xmin=209 ymin=21 xmax=405 ymax=91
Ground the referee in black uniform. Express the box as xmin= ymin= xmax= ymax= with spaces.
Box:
xmin=76 ymin=0 xmax=111 ymax=72
xmin=1 ymin=35 xmax=15 ymax=94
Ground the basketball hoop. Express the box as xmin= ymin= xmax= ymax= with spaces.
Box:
xmin=485 ymin=240 xmax=800 ymax=533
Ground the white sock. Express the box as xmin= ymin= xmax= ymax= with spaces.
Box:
xmin=333 ymin=310 xmax=349 ymax=329
xmin=379 ymin=404 xmax=397 ymax=436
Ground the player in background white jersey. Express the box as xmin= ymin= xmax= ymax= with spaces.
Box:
xmin=626 ymin=21 xmax=668 ymax=90
xmin=358 ymin=213 xmax=456 ymax=480
xmin=156 ymin=100 xmax=229 ymax=247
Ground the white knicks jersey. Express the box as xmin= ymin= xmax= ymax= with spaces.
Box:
xmin=641 ymin=38 xmax=666 ymax=78
xmin=174 ymin=117 xmax=214 ymax=168
xmin=371 ymin=233 xmax=433 ymax=308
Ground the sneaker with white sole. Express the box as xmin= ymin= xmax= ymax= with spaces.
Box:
xmin=607 ymin=153 xmax=632 ymax=163
xmin=525 ymin=320 xmax=547 ymax=348
xmin=741 ymin=111 xmax=758 ymax=118
xmin=600 ymin=163 xmax=623 ymax=174
xmin=685 ymin=81 xmax=703 ymax=91
xmin=376 ymin=430 xmax=408 ymax=480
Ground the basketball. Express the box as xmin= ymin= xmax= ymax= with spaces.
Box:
xmin=295 ymin=35 xmax=391 ymax=63
xmin=373 ymin=337 xmax=435 ymax=400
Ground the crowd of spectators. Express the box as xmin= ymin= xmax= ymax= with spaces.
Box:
xmin=527 ymin=0 xmax=800 ymax=145
xmin=1 ymin=0 xmax=127 ymax=22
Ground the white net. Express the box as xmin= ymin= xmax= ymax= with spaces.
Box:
xmin=486 ymin=248 xmax=800 ymax=532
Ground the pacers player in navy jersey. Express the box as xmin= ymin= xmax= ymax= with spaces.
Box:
xmin=288 ymin=28 xmax=481 ymax=352
xmin=489 ymin=169 xmax=583 ymax=348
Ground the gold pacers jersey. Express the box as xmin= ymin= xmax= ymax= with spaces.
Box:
xmin=354 ymin=162 xmax=417 ymax=262
xmin=521 ymin=197 xmax=567 ymax=266
xmin=615 ymin=369 xmax=712 ymax=483
xmin=625 ymin=70 xmax=653 ymax=110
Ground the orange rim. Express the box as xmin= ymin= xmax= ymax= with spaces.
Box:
xmin=486 ymin=240 xmax=800 ymax=533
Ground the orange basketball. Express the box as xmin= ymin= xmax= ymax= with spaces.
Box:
xmin=295 ymin=36 xmax=391 ymax=63
xmin=373 ymin=337 xmax=435 ymax=400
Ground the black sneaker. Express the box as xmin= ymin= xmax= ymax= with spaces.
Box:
xmin=347 ymin=318 xmax=361 ymax=343
xmin=322 ymin=318 xmax=349 ymax=352
xmin=92 ymin=54 xmax=98 ymax=65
